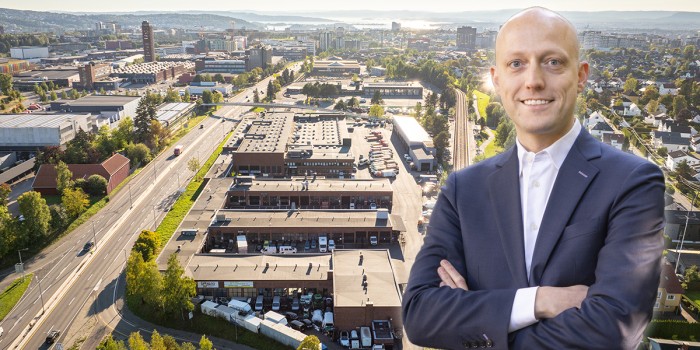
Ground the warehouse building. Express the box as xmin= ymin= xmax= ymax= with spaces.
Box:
xmin=391 ymin=115 xmax=436 ymax=171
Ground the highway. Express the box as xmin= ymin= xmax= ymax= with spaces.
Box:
xmin=1 ymin=74 xmax=279 ymax=349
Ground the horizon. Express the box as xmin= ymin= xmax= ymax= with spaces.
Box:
xmin=2 ymin=1 xmax=700 ymax=14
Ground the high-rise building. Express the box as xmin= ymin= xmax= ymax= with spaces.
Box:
xmin=456 ymin=26 xmax=477 ymax=50
xmin=141 ymin=21 xmax=156 ymax=62
xmin=78 ymin=62 xmax=112 ymax=89
xmin=319 ymin=32 xmax=333 ymax=52
xmin=391 ymin=22 xmax=401 ymax=32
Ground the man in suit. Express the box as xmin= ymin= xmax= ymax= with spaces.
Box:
xmin=402 ymin=7 xmax=665 ymax=350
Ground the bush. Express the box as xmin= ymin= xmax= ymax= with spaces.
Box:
xmin=124 ymin=143 xmax=152 ymax=165
xmin=85 ymin=174 xmax=108 ymax=196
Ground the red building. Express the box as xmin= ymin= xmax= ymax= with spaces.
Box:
xmin=32 ymin=153 xmax=130 ymax=195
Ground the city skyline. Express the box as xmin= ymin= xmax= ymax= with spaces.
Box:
xmin=3 ymin=0 xmax=700 ymax=13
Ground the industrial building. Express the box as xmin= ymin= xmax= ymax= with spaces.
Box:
xmin=362 ymin=82 xmax=423 ymax=98
xmin=111 ymin=61 xmax=193 ymax=84
xmin=187 ymin=82 xmax=234 ymax=97
xmin=0 ymin=114 xmax=93 ymax=151
xmin=312 ymin=59 xmax=361 ymax=76
xmin=391 ymin=115 xmax=436 ymax=171
xmin=228 ymin=112 xmax=354 ymax=178
xmin=50 ymin=95 xmax=141 ymax=128
xmin=12 ymin=68 xmax=80 ymax=91
xmin=156 ymin=102 xmax=196 ymax=130
xmin=195 ymin=58 xmax=247 ymax=74
xmin=77 ymin=62 xmax=113 ymax=90
xmin=10 ymin=46 xmax=49 ymax=60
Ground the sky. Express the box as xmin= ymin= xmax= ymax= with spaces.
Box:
xmin=3 ymin=0 xmax=699 ymax=13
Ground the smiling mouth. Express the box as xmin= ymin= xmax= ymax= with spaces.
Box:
xmin=521 ymin=99 xmax=553 ymax=106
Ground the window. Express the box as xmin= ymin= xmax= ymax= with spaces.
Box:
xmin=657 ymin=291 xmax=661 ymax=298
xmin=654 ymin=302 xmax=659 ymax=309
xmin=667 ymin=294 xmax=676 ymax=300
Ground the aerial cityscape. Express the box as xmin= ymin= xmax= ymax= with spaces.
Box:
xmin=0 ymin=2 xmax=699 ymax=349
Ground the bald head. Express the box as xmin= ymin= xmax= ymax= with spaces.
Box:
xmin=496 ymin=7 xmax=581 ymax=64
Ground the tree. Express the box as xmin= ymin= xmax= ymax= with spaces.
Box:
xmin=672 ymin=95 xmax=688 ymax=119
xmin=94 ymin=125 xmax=118 ymax=161
xmin=0 ymin=73 xmax=14 ymax=95
xmin=0 ymin=205 xmax=16 ymax=259
xmin=128 ymin=331 xmax=150 ymax=350
xmin=676 ymin=160 xmax=693 ymax=180
xmin=50 ymin=90 xmax=57 ymax=101
xmin=147 ymin=119 xmax=170 ymax=152
xmin=55 ymin=161 xmax=73 ymax=195
xmin=150 ymin=330 xmax=167 ymax=350
xmin=188 ymin=157 xmax=201 ymax=176
xmin=657 ymin=147 xmax=668 ymax=158
xmin=201 ymin=90 xmax=213 ymax=104
xmin=124 ymin=143 xmax=152 ymax=165
xmin=134 ymin=96 xmax=158 ymax=144
xmin=112 ymin=117 xmax=135 ymax=149
xmin=0 ymin=183 xmax=10 ymax=205
xmin=253 ymin=89 xmax=260 ymax=103
xmin=334 ymin=99 xmax=347 ymax=110
xmin=162 ymin=335 xmax=181 ymax=350
xmin=164 ymin=88 xmax=181 ymax=103
xmin=266 ymin=80 xmax=275 ymax=102
xmin=371 ymin=90 xmax=384 ymax=105
xmin=485 ymin=102 xmax=505 ymax=128
xmin=646 ymin=100 xmax=659 ymax=114
xmin=126 ymin=250 xmax=163 ymax=307
xmin=182 ymin=90 xmax=191 ymax=103
xmin=61 ymin=90 xmax=68 ymax=99
xmin=85 ymin=174 xmax=108 ymax=196
xmin=62 ymin=187 xmax=89 ymax=219
xmin=369 ymin=104 xmax=385 ymax=118
xmin=161 ymin=253 xmax=196 ymax=319
xmin=134 ymin=230 xmax=160 ymax=262
xmin=213 ymin=73 xmax=225 ymax=83
xmin=199 ymin=335 xmax=213 ymax=350
xmin=17 ymin=191 xmax=51 ymax=245
xmin=64 ymin=129 xmax=96 ymax=164
xmin=347 ymin=97 xmax=359 ymax=109
xmin=97 ymin=335 xmax=128 ymax=350
xmin=298 ymin=335 xmax=321 ymax=350
xmin=623 ymin=77 xmax=638 ymax=94
xmin=434 ymin=131 xmax=450 ymax=162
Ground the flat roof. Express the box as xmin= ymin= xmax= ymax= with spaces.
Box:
xmin=230 ymin=178 xmax=392 ymax=193
xmin=15 ymin=69 xmax=79 ymax=80
xmin=364 ymin=82 xmax=420 ymax=88
xmin=211 ymin=210 xmax=392 ymax=229
xmin=333 ymin=249 xmax=402 ymax=307
xmin=58 ymin=95 xmax=141 ymax=107
xmin=0 ymin=113 xmax=86 ymax=128
xmin=238 ymin=114 xmax=294 ymax=153
xmin=185 ymin=254 xmax=332 ymax=281
xmin=392 ymin=115 xmax=432 ymax=145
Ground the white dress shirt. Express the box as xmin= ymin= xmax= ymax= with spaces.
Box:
xmin=508 ymin=119 xmax=582 ymax=332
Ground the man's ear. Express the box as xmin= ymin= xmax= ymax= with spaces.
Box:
xmin=577 ymin=61 xmax=589 ymax=93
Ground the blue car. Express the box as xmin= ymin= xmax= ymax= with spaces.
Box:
xmin=304 ymin=239 xmax=310 ymax=250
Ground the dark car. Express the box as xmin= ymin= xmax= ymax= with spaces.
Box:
xmin=46 ymin=330 xmax=60 ymax=344
xmin=290 ymin=320 xmax=306 ymax=331
xmin=82 ymin=241 xmax=94 ymax=252
xmin=284 ymin=311 xmax=299 ymax=321
xmin=301 ymin=318 xmax=313 ymax=329
xmin=199 ymin=124 xmax=204 ymax=129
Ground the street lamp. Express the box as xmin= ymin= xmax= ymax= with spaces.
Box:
xmin=676 ymin=191 xmax=699 ymax=275
xmin=92 ymin=221 xmax=97 ymax=247
xmin=17 ymin=248 xmax=28 ymax=280
xmin=128 ymin=183 xmax=133 ymax=208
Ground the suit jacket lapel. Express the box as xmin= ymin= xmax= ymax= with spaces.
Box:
xmin=488 ymin=148 xmax=529 ymax=287
xmin=528 ymin=131 xmax=600 ymax=286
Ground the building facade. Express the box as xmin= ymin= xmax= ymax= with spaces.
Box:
xmin=141 ymin=21 xmax=156 ymax=62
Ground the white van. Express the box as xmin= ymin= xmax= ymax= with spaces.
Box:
xmin=181 ymin=228 xmax=198 ymax=236
xmin=272 ymin=296 xmax=281 ymax=311
xmin=278 ymin=246 xmax=297 ymax=254
xmin=255 ymin=295 xmax=264 ymax=311
xmin=318 ymin=236 xmax=328 ymax=253
xmin=261 ymin=246 xmax=277 ymax=254
xmin=227 ymin=299 xmax=253 ymax=315
xmin=328 ymin=239 xmax=336 ymax=251
xmin=322 ymin=311 xmax=334 ymax=331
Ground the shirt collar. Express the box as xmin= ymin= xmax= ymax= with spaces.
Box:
xmin=516 ymin=119 xmax=581 ymax=175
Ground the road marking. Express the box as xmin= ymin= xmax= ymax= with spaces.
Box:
xmin=87 ymin=273 xmax=93 ymax=281
xmin=59 ymin=266 xmax=67 ymax=276
xmin=68 ymin=297 xmax=76 ymax=306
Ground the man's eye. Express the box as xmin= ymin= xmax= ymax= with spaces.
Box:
xmin=548 ymin=59 xmax=561 ymax=66
xmin=509 ymin=61 xmax=521 ymax=68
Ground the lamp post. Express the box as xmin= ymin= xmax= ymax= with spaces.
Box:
xmin=676 ymin=191 xmax=699 ymax=275
xmin=17 ymin=248 xmax=28 ymax=280
xmin=92 ymin=221 xmax=97 ymax=247
xmin=128 ymin=183 xmax=133 ymax=208
xmin=153 ymin=205 xmax=158 ymax=230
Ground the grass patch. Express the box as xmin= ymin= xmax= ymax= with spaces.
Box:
xmin=484 ymin=139 xmax=503 ymax=159
xmin=472 ymin=90 xmax=490 ymax=120
xmin=251 ymin=107 xmax=266 ymax=113
xmin=155 ymin=131 xmax=233 ymax=248
xmin=126 ymin=295 xmax=290 ymax=350
xmin=687 ymin=291 xmax=700 ymax=305
xmin=0 ymin=273 xmax=34 ymax=321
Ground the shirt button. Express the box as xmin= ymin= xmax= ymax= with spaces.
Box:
xmin=533 ymin=181 xmax=540 ymax=188
xmin=531 ymin=223 xmax=538 ymax=231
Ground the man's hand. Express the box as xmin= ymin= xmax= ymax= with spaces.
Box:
xmin=534 ymin=285 xmax=589 ymax=319
xmin=437 ymin=259 xmax=469 ymax=290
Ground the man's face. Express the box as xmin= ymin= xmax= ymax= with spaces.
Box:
xmin=490 ymin=11 xmax=589 ymax=150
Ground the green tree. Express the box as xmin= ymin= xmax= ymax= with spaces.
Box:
xmin=161 ymin=253 xmax=196 ymax=319
xmin=266 ymin=80 xmax=275 ymax=102
xmin=347 ymin=97 xmax=359 ymax=108
xmin=162 ymin=335 xmax=181 ymax=350
xmin=371 ymin=90 xmax=384 ymax=105
xmin=128 ymin=331 xmax=150 ymax=350
xmin=151 ymin=330 xmax=167 ymax=350
xmin=0 ymin=73 xmax=14 ymax=95
xmin=50 ymin=90 xmax=57 ymax=101
xmin=181 ymin=343 xmax=197 ymax=350
xmin=199 ymin=335 xmax=213 ymax=350
xmin=0 ymin=183 xmax=11 ymax=205
xmin=672 ymin=95 xmax=688 ymax=119
xmin=646 ymin=100 xmax=659 ymax=114
xmin=414 ymin=102 xmax=423 ymax=119
xmin=0 ymin=205 xmax=16 ymax=259
xmin=124 ymin=143 xmax=153 ymax=165
xmin=213 ymin=73 xmax=225 ymax=83
xmin=64 ymin=129 xmax=95 ymax=164
xmin=62 ymin=187 xmax=89 ymax=219
xmin=164 ymin=88 xmax=181 ymax=103
xmin=434 ymin=130 xmax=450 ymax=162
xmin=485 ymin=102 xmax=505 ymax=128
xmin=253 ymin=89 xmax=260 ymax=103
xmin=623 ymin=77 xmax=638 ymax=94
xmin=201 ymin=90 xmax=213 ymax=104
xmin=369 ymin=104 xmax=385 ymax=118
xmin=126 ymin=250 xmax=163 ymax=307
xmin=94 ymin=125 xmax=118 ymax=161
xmin=297 ymin=335 xmax=321 ymax=350
xmin=657 ymin=146 xmax=668 ymax=158
xmin=55 ymin=161 xmax=73 ymax=195
xmin=182 ymin=90 xmax=191 ymax=103
xmin=134 ymin=230 xmax=161 ymax=262
xmin=187 ymin=157 xmax=201 ymax=177
xmin=85 ymin=174 xmax=108 ymax=196
xmin=134 ymin=96 xmax=159 ymax=144
xmin=96 ymin=335 xmax=128 ymax=350
xmin=113 ymin=117 xmax=135 ymax=149
xmin=495 ymin=117 xmax=515 ymax=149
xmin=61 ymin=90 xmax=68 ymax=99
xmin=334 ymin=99 xmax=347 ymax=110
xmin=17 ymin=191 xmax=51 ymax=245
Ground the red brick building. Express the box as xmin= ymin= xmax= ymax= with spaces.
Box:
xmin=32 ymin=153 xmax=130 ymax=195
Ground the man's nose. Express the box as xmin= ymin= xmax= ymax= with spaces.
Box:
xmin=524 ymin=64 xmax=546 ymax=90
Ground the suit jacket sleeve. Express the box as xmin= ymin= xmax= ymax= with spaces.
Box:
xmin=402 ymin=172 xmax=518 ymax=350
xmin=511 ymin=161 xmax=665 ymax=350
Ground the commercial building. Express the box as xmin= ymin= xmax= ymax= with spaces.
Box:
xmin=391 ymin=115 xmax=436 ymax=171
xmin=312 ymin=59 xmax=361 ymax=76
xmin=0 ymin=114 xmax=93 ymax=151
xmin=225 ymin=177 xmax=393 ymax=210
xmin=195 ymin=57 xmax=247 ymax=74
xmin=362 ymin=82 xmax=423 ymax=98
xmin=105 ymin=40 xmax=134 ymax=50
xmin=228 ymin=113 xmax=354 ymax=178
xmin=111 ymin=61 xmax=193 ymax=84
xmin=457 ymin=26 xmax=477 ymax=50
xmin=12 ymin=68 xmax=80 ymax=91
xmin=391 ymin=22 xmax=401 ymax=32
xmin=187 ymin=82 xmax=234 ymax=97
xmin=142 ymin=20 xmax=156 ymax=62
xmin=10 ymin=46 xmax=49 ymax=60
xmin=77 ymin=62 xmax=113 ymax=90
xmin=246 ymin=46 xmax=273 ymax=71
xmin=51 ymin=95 xmax=141 ymax=127
xmin=319 ymin=32 xmax=333 ymax=52
xmin=155 ymin=102 xmax=196 ymax=130
xmin=32 ymin=153 xmax=130 ymax=195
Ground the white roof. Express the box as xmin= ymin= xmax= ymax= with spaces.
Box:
xmin=392 ymin=115 xmax=432 ymax=145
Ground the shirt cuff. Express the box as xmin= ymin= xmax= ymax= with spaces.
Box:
xmin=508 ymin=286 xmax=539 ymax=332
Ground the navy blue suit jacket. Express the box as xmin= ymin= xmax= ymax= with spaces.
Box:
xmin=402 ymin=130 xmax=665 ymax=349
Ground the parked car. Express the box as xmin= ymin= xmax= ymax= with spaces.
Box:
xmin=290 ymin=320 xmax=306 ymax=331
xmin=370 ymin=202 xmax=378 ymax=210
xmin=328 ymin=239 xmax=336 ymax=251
xmin=339 ymin=330 xmax=350 ymax=347
xmin=83 ymin=241 xmax=94 ymax=252
xmin=284 ymin=311 xmax=299 ymax=321
xmin=304 ymin=239 xmax=311 ymax=250
xmin=311 ymin=239 xmax=317 ymax=249
xmin=370 ymin=235 xmax=378 ymax=246
xmin=291 ymin=297 xmax=300 ymax=311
